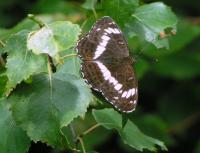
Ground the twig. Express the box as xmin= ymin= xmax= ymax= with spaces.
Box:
xmin=61 ymin=53 xmax=77 ymax=59
xmin=28 ymin=14 xmax=45 ymax=28
xmin=168 ymin=112 xmax=200 ymax=134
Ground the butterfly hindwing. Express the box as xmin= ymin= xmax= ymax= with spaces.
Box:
xmin=81 ymin=61 xmax=138 ymax=112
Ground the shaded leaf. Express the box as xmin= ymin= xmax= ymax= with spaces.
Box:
xmin=133 ymin=114 xmax=175 ymax=146
xmin=135 ymin=58 xmax=150 ymax=79
xmin=195 ymin=140 xmax=200 ymax=153
xmin=92 ymin=108 xmax=167 ymax=151
xmin=11 ymin=70 xmax=93 ymax=148
xmin=0 ymin=100 xmax=30 ymax=153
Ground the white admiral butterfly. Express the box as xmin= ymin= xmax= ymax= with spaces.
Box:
xmin=76 ymin=16 xmax=138 ymax=113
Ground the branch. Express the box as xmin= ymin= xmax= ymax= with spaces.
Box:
xmin=168 ymin=112 xmax=200 ymax=134
xmin=28 ymin=14 xmax=45 ymax=28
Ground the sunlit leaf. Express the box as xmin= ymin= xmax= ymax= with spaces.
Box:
xmin=5 ymin=30 xmax=47 ymax=95
xmin=27 ymin=21 xmax=81 ymax=57
xmin=125 ymin=2 xmax=177 ymax=48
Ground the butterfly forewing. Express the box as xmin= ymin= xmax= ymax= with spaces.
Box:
xmin=77 ymin=17 xmax=129 ymax=60
xmin=77 ymin=16 xmax=138 ymax=113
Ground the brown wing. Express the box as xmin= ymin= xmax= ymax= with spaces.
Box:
xmin=76 ymin=16 xmax=129 ymax=60
xmin=81 ymin=61 xmax=138 ymax=113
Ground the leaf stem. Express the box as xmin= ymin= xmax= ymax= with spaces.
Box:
xmin=69 ymin=123 xmax=80 ymax=153
xmin=81 ymin=123 xmax=100 ymax=137
xmin=69 ymin=123 xmax=77 ymax=141
xmin=61 ymin=53 xmax=77 ymax=59
xmin=0 ymin=40 xmax=5 ymax=47
xmin=80 ymin=19 xmax=87 ymax=30
xmin=0 ymin=40 xmax=5 ymax=66
xmin=132 ymin=14 xmax=143 ymax=22
xmin=75 ymin=123 xmax=100 ymax=153
xmin=0 ymin=56 xmax=5 ymax=66
xmin=28 ymin=14 xmax=45 ymax=28
xmin=77 ymin=137 xmax=86 ymax=153
xmin=92 ymin=8 xmax=98 ymax=19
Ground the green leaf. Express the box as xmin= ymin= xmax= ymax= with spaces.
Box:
xmin=27 ymin=21 xmax=81 ymax=57
xmin=140 ymin=18 xmax=200 ymax=58
xmin=195 ymin=140 xmax=200 ymax=153
xmin=5 ymin=30 xmax=47 ymax=95
xmin=0 ymin=19 xmax=37 ymax=41
xmin=0 ymin=70 xmax=7 ymax=98
xmin=135 ymin=58 xmax=150 ymax=79
xmin=0 ymin=14 xmax=71 ymax=41
xmin=11 ymin=71 xmax=93 ymax=148
xmin=125 ymin=2 xmax=177 ymax=48
xmin=0 ymin=48 xmax=4 ymax=55
xmin=0 ymin=100 xmax=30 ymax=153
xmin=57 ymin=50 xmax=81 ymax=77
xmin=92 ymin=108 xmax=167 ymax=151
xmin=133 ymin=114 xmax=175 ymax=146
xmin=101 ymin=0 xmax=139 ymax=27
xmin=82 ymin=0 xmax=97 ymax=10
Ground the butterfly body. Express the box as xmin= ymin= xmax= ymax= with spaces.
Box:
xmin=76 ymin=16 xmax=138 ymax=113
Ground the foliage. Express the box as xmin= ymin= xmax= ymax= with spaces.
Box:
xmin=0 ymin=0 xmax=199 ymax=153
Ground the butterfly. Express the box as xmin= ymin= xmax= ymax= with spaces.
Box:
xmin=76 ymin=16 xmax=138 ymax=113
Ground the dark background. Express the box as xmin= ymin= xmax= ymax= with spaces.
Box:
xmin=0 ymin=0 xmax=199 ymax=153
